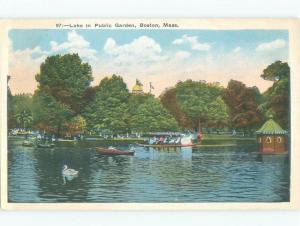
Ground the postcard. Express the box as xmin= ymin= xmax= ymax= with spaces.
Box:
xmin=0 ymin=19 xmax=300 ymax=210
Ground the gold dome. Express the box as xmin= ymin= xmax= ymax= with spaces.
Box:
xmin=132 ymin=84 xmax=143 ymax=91
xmin=132 ymin=79 xmax=144 ymax=94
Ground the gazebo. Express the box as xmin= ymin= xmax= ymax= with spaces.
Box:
xmin=256 ymin=117 xmax=288 ymax=154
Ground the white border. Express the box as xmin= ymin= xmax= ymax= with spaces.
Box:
xmin=1 ymin=18 xmax=300 ymax=211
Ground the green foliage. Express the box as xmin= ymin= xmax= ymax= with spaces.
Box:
xmin=128 ymin=93 xmax=153 ymax=117
xmin=160 ymin=87 xmax=193 ymax=129
xmin=66 ymin=115 xmax=87 ymax=136
xmin=175 ymin=80 xmax=223 ymax=129
xmin=222 ymin=80 xmax=264 ymax=132
xmin=83 ymin=75 xmax=130 ymax=134
xmin=130 ymin=97 xmax=179 ymax=133
xmin=261 ymin=61 xmax=290 ymax=82
xmin=7 ymin=75 xmax=15 ymax=129
xmin=32 ymin=91 xmax=73 ymax=135
xmin=14 ymin=109 xmax=33 ymax=130
xmin=31 ymin=54 xmax=93 ymax=136
xmin=35 ymin=53 xmax=93 ymax=114
xmin=206 ymin=96 xmax=229 ymax=128
xmin=8 ymin=53 xmax=290 ymax=135
xmin=12 ymin=94 xmax=33 ymax=114
xmin=8 ymin=94 xmax=34 ymax=129
xmin=261 ymin=61 xmax=290 ymax=129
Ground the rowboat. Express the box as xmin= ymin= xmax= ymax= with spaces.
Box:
xmin=37 ymin=143 xmax=55 ymax=148
xmin=96 ymin=147 xmax=134 ymax=156
xmin=22 ymin=141 xmax=34 ymax=147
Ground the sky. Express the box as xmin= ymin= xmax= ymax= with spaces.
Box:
xmin=8 ymin=29 xmax=289 ymax=96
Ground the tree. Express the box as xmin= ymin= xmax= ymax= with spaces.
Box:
xmin=33 ymin=54 xmax=93 ymax=136
xmin=7 ymin=75 xmax=16 ymax=129
xmin=9 ymin=93 xmax=34 ymax=130
xmin=15 ymin=109 xmax=33 ymax=130
xmin=175 ymin=80 xmax=223 ymax=130
xmin=159 ymin=87 xmax=193 ymax=129
xmin=65 ymin=115 xmax=87 ymax=136
xmin=130 ymin=97 xmax=179 ymax=133
xmin=83 ymin=75 xmax=130 ymax=134
xmin=206 ymin=96 xmax=229 ymax=128
xmin=127 ymin=93 xmax=153 ymax=115
xmin=222 ymin=80 xmax=264 ymax=134
xmin=35 ymin=53 xmax=93 ymax=114
xmin=32 ymin=91 xmax=73 ymax=136
xmin=261 ymin=61 xmax=289 ymax=81
xmin=260 ymin=61 xmax=290 ymax=129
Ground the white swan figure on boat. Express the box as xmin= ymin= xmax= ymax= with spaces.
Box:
xmin=62 ymin=165 xmax=79 ymax=176
xmin=180 ymin=134 xmax=193 ymax=145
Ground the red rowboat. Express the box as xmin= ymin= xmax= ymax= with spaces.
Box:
xmin=96 ymin=147 xmax=134 ymax=156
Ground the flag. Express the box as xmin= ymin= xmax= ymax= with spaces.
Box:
xmin=136 ymin=79 xmax=142 ymax=86
xmin=150 ymin=82 xmax=154 ymax=89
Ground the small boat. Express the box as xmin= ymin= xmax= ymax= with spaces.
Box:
xmin=22 ymin=140 xmax=34 ymax=147
xmin=96 ymin=147 xmax=134 ymax=156
xmin=37 ymin=143 xmax=55 ymax=148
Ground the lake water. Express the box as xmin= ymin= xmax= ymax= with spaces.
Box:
xmin=8 ymin=138 xmax=290 ymax=202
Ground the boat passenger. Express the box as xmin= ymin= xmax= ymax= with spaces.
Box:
xmin=163 ymin=137 xmax=170 ymax=144
xmin=149 ymin=137 xmax=156 ymax=145
xmin=168 ymin=137 xmax=176 ymax=144
xmin=175 ymin=137 xmax=181 ymax=144
xmin=157 ymin=136 xmax=164 ymax=144
xmin=197 ymin=131 xmax=203 ymax=143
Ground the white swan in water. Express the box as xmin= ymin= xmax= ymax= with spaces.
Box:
xmin=62 ymin=165 xmax=79 ymax=176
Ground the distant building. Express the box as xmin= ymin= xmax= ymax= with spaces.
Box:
xmin=132 ymin=79 xmax=144 ymax=94
xmin=256 ymin=117 xmax=288 ymax=154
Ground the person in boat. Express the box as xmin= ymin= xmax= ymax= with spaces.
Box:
xmin=163 ymin=136 xmax=171 ymax=144
xmin=197 ymin=130 xmax=203 ymax=143
xmin=148 ymin=137 xmax=156 ymax=145
xmin=168 ymin=136 xmax=176 ymax=144
xmin=175 ymin=137 xmax=181 ymax=144
xmin=157 ymin=136 xmax=164 ymax=144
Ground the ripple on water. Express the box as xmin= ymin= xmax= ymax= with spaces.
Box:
xmin=8 ymin=141 xmax=290 ymax=202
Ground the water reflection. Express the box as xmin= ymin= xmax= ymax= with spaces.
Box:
xmin=8 ymin=139 xmax=290 ymax=202
xmin=62 ymin=174 xmax=78 ymax=185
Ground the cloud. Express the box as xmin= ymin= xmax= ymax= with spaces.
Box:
xmin=8 ymin=31 xmax=99 ymax=94
xmin=233 ymin=47 xmax=241 ymax=53
xmin=256 ymin=39 xmax=286 ymax=52
xmin=9 ymin=44 xmax=48 ymax=94
xmin=9 ymin=31 xmax=288 ymax=97
xmin=50 ymin=30 xmax=97 ymax=61
xmin=173 ymin=34 xmax=210 ymax=51
xmin=103 ymin=36 xmax=167 ymax=65
xmin=175 ymin=51 xmax=191 ymax=59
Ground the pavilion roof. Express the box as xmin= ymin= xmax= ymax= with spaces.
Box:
xmin=256 ymin=118 xmax=287 ymax=135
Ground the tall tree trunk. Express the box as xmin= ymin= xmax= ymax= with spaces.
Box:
xmin=56 ymin=125 xmax=61 ymax=138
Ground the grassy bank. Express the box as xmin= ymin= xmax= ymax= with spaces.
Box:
xmin=203 ymin=134 xmax=256 ymax=141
